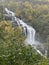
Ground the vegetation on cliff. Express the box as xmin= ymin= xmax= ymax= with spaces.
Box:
xmin=0 ymin=21 xmax=48 ymax=65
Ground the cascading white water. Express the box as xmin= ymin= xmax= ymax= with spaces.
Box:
xmin=5 ymin=8 xmax=35 ymax=44
xmin=16 ymin=19 xmax=36 ymax=45
xmin=5 ymin=8 xmax=47 ymax=57
xmin=5 ymin=8 xmax=15 ymax=16
xmin=5 ymin=8 xmax=15 ymax=22
xmin=5 ymin=8 xmax=36 ymax=44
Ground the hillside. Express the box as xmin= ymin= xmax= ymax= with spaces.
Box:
xmin=0 ymin=0 xmax=49 ymax=56
xmin=0 ymin=21 xmax=48 ymax=65
xmin=0 ymin=0 xmax=49 ymax=64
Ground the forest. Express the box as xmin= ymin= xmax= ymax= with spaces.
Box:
xmin=0 ymin=0 xmax=49 ymax=65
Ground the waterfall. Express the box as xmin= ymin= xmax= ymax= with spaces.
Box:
xmin=16 ymin=19 xmax=36 ymax=45
xmin=5 ymin=8 xmax=47 ymax=57
xmin=5 ymin=8 xmax=15 ymax=22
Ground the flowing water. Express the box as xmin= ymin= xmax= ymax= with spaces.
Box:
xmin=16 ymin=18 xmax=36 ymax=45
xmin=5 ymin=8 xmax=47 ymax=57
